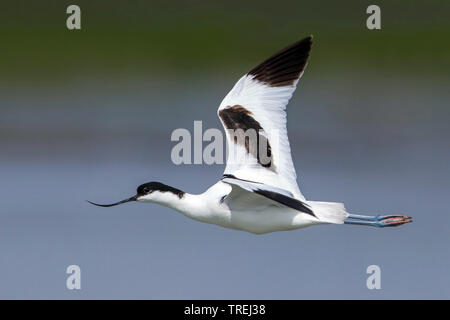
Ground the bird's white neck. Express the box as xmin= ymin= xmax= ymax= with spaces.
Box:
xmin=143 ymin=191 xmax=207 ymax=220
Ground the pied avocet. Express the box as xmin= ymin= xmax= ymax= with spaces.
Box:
xmin=89 ymin=36 xmax=412 ymax=234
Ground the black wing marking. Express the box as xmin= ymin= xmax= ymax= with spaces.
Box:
xmin=222 ymin=175 xmax=315 ymax=217
xmin=253 ymin=189 xmax=314 ymax=217
xmin=248 ymin=36 xmax=313 ymax=87
xmin=219 ymin=105 xmax=274 ymax=170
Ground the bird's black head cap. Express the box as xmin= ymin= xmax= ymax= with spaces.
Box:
xmin=137 ymin=182 xmax=185 ymax=199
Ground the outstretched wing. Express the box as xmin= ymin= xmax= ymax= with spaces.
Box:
xmin=218 ymin=36 xmax=312 ymax=200
xmin=222 ymin=175 xmax=315 ymax=217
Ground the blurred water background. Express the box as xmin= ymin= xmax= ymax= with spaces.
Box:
xmin=0 ymin=1 xmax=449 ymax=299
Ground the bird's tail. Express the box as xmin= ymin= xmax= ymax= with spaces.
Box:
xmin=307 ymin=201 xmax=349 ymax=224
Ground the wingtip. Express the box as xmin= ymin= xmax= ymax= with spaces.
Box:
xmin=296 ymin=35 xmax=313 ymax=45
xmin=248 ymin=35 xmax=313 ymax=87
xmin=304 ymin=35 xmax=313 ymax=46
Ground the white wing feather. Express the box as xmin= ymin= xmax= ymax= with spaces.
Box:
xmin=217 ymin=37 xmax=312 ymax=200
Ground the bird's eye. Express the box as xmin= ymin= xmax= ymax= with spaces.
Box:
xmin=143 ymin=187 xmax=150 ymax=194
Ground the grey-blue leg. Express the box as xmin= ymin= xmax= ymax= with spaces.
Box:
xmin=344 ymin=214 xmax=412 ymax=228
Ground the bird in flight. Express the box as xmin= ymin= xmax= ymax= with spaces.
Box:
xmin=89 ymin=36 xmax=412 ymax=234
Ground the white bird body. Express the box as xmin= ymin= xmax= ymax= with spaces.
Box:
xmin=90 ymin=36 xmax=412 ymax=233
xmin=138 ymin=180 xmax=347 ymax=234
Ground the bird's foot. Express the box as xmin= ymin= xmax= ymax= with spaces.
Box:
xmin=374 ymin=215 xmax=413 ymax=227
xmin=344 ymin=214 xmax=413 ymax=228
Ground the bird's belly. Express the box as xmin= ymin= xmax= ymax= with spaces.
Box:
xmin=224 ymin=207 xmax=319 ymax=234
xmin=184 ymin=199 xmax=321 ymax=234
